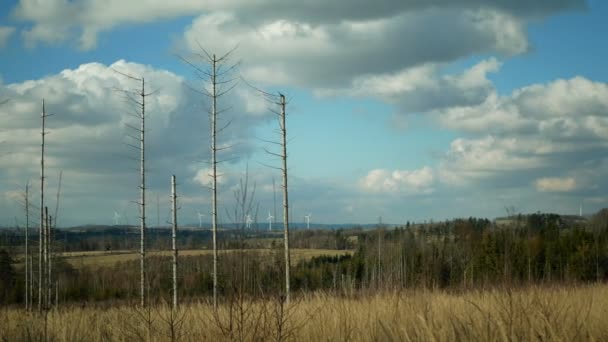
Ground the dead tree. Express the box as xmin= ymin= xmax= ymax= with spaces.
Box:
xmin=224 ymin=165 xmax=257 ymax=295
xmin=23 ymin=182 xmax=30 ymax=310
xmin=171 ymin=175 xmax=178 ymax=309
xmin=181 ymin=46 xmax=238 ymax=309
xmin=114 ymin=71 xmax=155 ymax=307
xmin=245 ymin=85 xmax=292 ymax=304
xmin=43 ymin=171 xmax=62 ymax=309
xmin=279 ymin=95 xmax=291 ymax=305
xmin=38 ymin=99 xmax=49 ymax=312
xmin=46 ymin=209 xmax=52 ymax=309
xmin=53 ymin=171 xmax=62 ymax=228
xmin=43 ymin=206 xmax=48 ymax=310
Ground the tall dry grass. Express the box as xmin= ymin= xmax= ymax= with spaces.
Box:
xmin=1 ymin=284 xmax=606 ymax=341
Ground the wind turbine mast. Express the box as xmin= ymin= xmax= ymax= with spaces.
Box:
xmin=197 ymin=210 xmax=205 ymax=229
xmin=246 ymin=214 xmax=252 ymax=229
xmin=267 ymin=212 xmax=274 ymax=231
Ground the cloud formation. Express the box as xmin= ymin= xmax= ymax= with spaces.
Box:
xmin=11 ymin=0 xmax=584 ymax=50
xmin=535 ymin=177 xmax=577 ymax=192
xmin=359 ymin=167 xmax=434 ymax=194
xmin=0 ymin=60 xmax=269 ymax=225
xmin=0 ymin=26 xmax=15 ymax=48
xmin=436 ymin=76 xmax=608 ymax=195
xmin=184 ymin=9 xmax=525 ymax=89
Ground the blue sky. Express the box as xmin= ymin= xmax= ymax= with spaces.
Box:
xmin=1 ymin=0 xmax=608 ymax=227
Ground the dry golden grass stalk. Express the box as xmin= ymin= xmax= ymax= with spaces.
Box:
xmin=1 ymin=284 xmax=607 ymax=341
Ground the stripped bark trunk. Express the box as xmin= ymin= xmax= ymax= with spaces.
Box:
xmin=43 ymin=207 xmax=48 ymax=310
xmin=25 ymin=183 xmax=29 ymax=310
xmin=211 ymin=55 xmax=219 ymax=310
xmin=39 ymin=100 xmax=46 ymax=312
xmin=140 ymin=78 xmax=147 ymax=308
xmin=279 ymin=94 xmax=291 ymax=305
xmin=171 ymin=175 xmax=178 ymax=309
xmin=47 ymin=212 xmax=52 ymax=308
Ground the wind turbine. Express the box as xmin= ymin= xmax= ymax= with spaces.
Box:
xmin=304 ymin=213 xmax=312 ymax=230
xmin=246 ymin=214 xmax=253 ymax=229
xmin=113 ymin=211 xmax=121 ymax=226
xmin=267 ymin=212 xmax=274 ymax=231
xmin=197 ymin=210 xmax=205 ymax=228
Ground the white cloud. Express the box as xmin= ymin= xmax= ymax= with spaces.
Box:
xmin=0 ymin=26 xmax=15 ymax=47
xmin=10 ymin=0 xmax=583 ymax=49
xmin=535 ymin=177 xmax=577 ymax=192
xmin=436 ymin=75 xmax=608 ymax=193
xmin=439 ymin=77 xmax=608 ymax=137
xmin=359 ymin=167 xmax=434 ymax=194
xmin=183 ymin=9 xmax=526 ymax=89
xmin=193 ymin=168 xmax=229 ymax=188
xmin=320 ymin=58 xmax=501 ymax=113
xmin=0 ymin=60 xmax=269 ymax=225
xmin=438 ymin=136 xmax=544 ymax=186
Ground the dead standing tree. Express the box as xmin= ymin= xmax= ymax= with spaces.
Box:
xmin=17 ymin=181 xmax=34 ymax=311
xmin=181 ymin=45 xmax=239 ymax=310
xmin=245 ymin=84 xmax=292 ymax=304
xmin=16 ymin=184 xmax=37 ymax=312
xmin=114 ymin=71 xmax=155 ymax=307
xmin=24 ymin=182 xmax=30 ymax=310
xmin=38 ymin=99 xmax=50 ymax=312
xmin=171 ymin=175 xmax=178 ymax=309
xmin=278 ymin=94 xmax=291 ymax=305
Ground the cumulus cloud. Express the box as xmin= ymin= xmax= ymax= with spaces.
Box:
xmin=359 ymin=167 xmax=434 ymax=194
xmin=320 ymin=58 xmax=501 ymax=113
xmin=184 ymin=9 xmax=526 ymax=89
xmin=440 ymin=77 xmax=608 ymax=136
xmin=535 ymin=177 xmax=577 ymax=192
xmin=0 ymin=60 xmax=270 ymax=225
xmin=10 ymin=0 xmax=584 ymax=50
xmin=0 ymin=26 xmax=15 ymax=48
xmin=437 ymin=76 xmax=608 ymax=193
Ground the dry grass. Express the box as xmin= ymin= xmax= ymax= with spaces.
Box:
xmin=61 ymin=248 xmax=353 ymax=268
xmin=1 ymin=284 xmax=606 ymax=341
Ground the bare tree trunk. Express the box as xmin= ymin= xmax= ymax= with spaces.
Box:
xmin=113 ymin=69 xmax=151 ymax=307
xmin=47 ymin=213 xmax=52 ymax=308
xmin=39 ymin=100 xmax=46 ymax=312
xmin=25 ymin=182 xmax=29 ymax=311
xmin=55 ymin=281 xmax=58 ymax=307
xmin=140 ymin=78 xmax=147 ymax=308
xmin=279 ymin=94 xmax=291 ymax=305
xmin=171 ymin=175 xmax=178 ymax=309
xmin=595 ymin=226 xmax=600 ymax=282
xmin=211 ymin=55 xmax=219 ymax=310
xmin=30 ymin=249 xmax=33 ymax=309
xmin=273 ymin=177 xmax=277 ymax=228
xmin=43 ymin=206 xmax=48 ymax=310
xmin=182 ymin=47 xmax=237 ymax=309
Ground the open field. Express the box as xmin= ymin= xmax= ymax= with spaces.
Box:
xmin=1 ymin=284 xmax=606 ymax=341
xmin=61 ymin=248 xmax=354 ymax=268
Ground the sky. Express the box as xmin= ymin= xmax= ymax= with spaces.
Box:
xmin=1 ymin=0 xmax=608 ymax=227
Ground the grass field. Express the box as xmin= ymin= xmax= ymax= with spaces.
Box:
xmin=61 ymin=248 xmax=354 ymax=268
xmin=1 ymin=284 xmax=606 ymax=341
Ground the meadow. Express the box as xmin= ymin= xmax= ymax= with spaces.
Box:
xmin=59 ymin=248 xmax=354 ymax=269
xmin=1 ymin=284 xmax=605 ymax=341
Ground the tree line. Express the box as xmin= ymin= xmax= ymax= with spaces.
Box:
xmin=1 ymin=210 xmax=607 ymax=305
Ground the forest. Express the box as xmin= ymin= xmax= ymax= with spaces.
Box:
xmin=1 ymin=211 xmax=606 ymax=306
